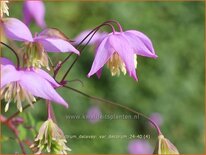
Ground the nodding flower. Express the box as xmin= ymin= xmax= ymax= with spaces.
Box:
xmin=30 ymin=119 xmax=71 ymax=154
xmin=0 ymin=18 xmax=80 ymax=69
xmin=0 ymin=57 xmax=68 ymax=112
xmin=23 ymin=0 xmax=46 ymax=29
xmin=88 ymin=29 xmax=157 ymax=81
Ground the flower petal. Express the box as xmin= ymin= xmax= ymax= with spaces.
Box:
xmin=23 ymin=0 xmax=46 ymax=28
xmin=19 ymin=71 xmax=68 ymax=108
xmin=34 ymin=37 xmax=80 ymax=55
xmin=126 ymin=30 xmax=155 ymax=52
xmin=22 ymin=1 xmax=32 ymax=27
xmin=2 ymin=18 xmax=33 ymax=42
xmin=35 ymin=69 xmax=60 ymax=88
xmin=88 ymin=36 xmax=114 ymax=77
xmin=125 ymin=30 xmax=157 ymax=57
xmin=124 ymin=31 xmax=157 ymax=58
xmin=1 ymin=65 xmax=21 ymax=88
xmin=0 ymin=57 xmax=14 ymax=66
xmin=109 ymin=34 xmax=138 ymax=80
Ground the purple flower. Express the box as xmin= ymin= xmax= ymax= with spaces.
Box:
xmin=23 ymin=0 xmax=46 ymax=29
xmin=74 ymin=29 xmax=107 ymax=46
xmin=88 ymin=31 xmax=157 ymax=80
xmin=1 ymin=18 xmax=79 ymax=69
xmin=86 ymin=106 xmax=102 ymax=123
xmin=149 ymin=113 xmax=163 ymax=127
xmin=0 ymin=57 xmax=68 ymax=112
xmin=1 ymin=18 xmax=33 ymax=42
xmin=128 ymin=140 xmax=153 ymax=154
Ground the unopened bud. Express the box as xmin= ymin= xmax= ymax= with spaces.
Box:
xmin=153 ymin=135 xmax=179 ymax=154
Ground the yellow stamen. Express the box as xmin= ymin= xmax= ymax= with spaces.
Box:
xmin=106 ymin=52 xmax=137 ymax=77
xmin=23 ymin=42 xmax=50 ymax=70
xmin=0 ymin=0 xmax=9 ymax=18
xmin=1 ymin=82 xmax=36 ymax=112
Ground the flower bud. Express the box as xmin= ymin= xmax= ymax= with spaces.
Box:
xmin=153 ymin=135 xmax=179 ymax=154
xmin=30 ymin=119 xmax=71 ymax=154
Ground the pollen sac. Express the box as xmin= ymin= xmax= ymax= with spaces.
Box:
xmin=0 ymin=0 xmax=9 ymax=18
xmin=106 ymin=52 xmax=126 ymax=76
xmin=106 ymin=53 xmax=137 ymax=77
xmin=153 ymin=135 xmax=179 ymax=154
xmin=30 ymin=119 xmax=71 ymax=154
xmin=1 ymin=82 xmax=36 ymax=112
xmin=23 ymin=42 xmax=50 ymax=70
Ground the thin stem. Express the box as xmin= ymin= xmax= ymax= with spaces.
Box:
xmin=14 ymin=131 xmax=26 ymax=154
xmin=3 ymin=118 xmax=26 ymax=154
xmin=53 ymin=53 xmax=73 ymax=78
xmin=64 ymin=85 xmax=162 ymax=136
xmin=60 ymin=23 xmax=114 ymax=83
xmin=54 ymin=22 xmax=115 ymax=80
xmin=47 ymin=100 xmax=52 ymax=119
xmin=77 ymin=22 xmax=115 ymax=47
xmin=104 ymin=20 xmax=123 ymax=32
xmin=0 ymin=41 xmax=20 ymax=69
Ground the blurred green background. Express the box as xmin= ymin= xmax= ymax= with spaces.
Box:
xmin=1 ymin=1 xmax=205 ymax=154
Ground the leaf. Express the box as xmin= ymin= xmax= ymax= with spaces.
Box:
xmin=27 ymin=113 xmax=35 ymax=127
xmin=18 ymin=125 xmax=27 ymax=141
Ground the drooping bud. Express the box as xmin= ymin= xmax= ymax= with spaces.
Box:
xmin=30 ymin=119 xmax=71 ymax=154
xmin=153 ymin=135 xmax=179 ymax=154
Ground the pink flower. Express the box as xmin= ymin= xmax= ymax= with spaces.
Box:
xmin=1 ymin=18 xmax=79 ymax=53
xmin=149 ymin=113 xmax=163 ymax=128
xmin=0 ymin=57 xmax=68 ymax=112
xmin=0 ymin=18 xmax=79 ymax=69
xmin=88 ymin=31 xmax=157 ymax=80
xmin=23 ymin=0 xmax=46 ymax=29
xmin=128 ymin=140 xmax=153 ymax=154
xmin=86 ymin=106 xmax=102 ymax=123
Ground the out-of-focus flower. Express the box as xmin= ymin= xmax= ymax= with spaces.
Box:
xmin=74 ymin=29 xmax=107 ymax=46
xmin=86 ymin=106 xmax=102 ymax=123
xmin=0 ymin=0 xmax=9 ymax=18
xmin=88 ymin=30 xmax=157 ymax=80
xmin=23 ymin=0 xmax=46 ymax=29
xmin=149 ymin=113 xmax=163 ymax=128
xmin=154 ymin=135 xmax=179 ymax=154
xmin=30 ymin=119 xmax=71 ymax=154
xmin=128 ymin=140 xmax=153 ymax=154
xmin=0 ymin=18 xmax=79 ymax=69
xmin=0 ymin=57 xmax=68 ymax=112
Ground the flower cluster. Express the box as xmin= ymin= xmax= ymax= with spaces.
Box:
xmin=0 ymin=1 xmax=179 ymax=154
